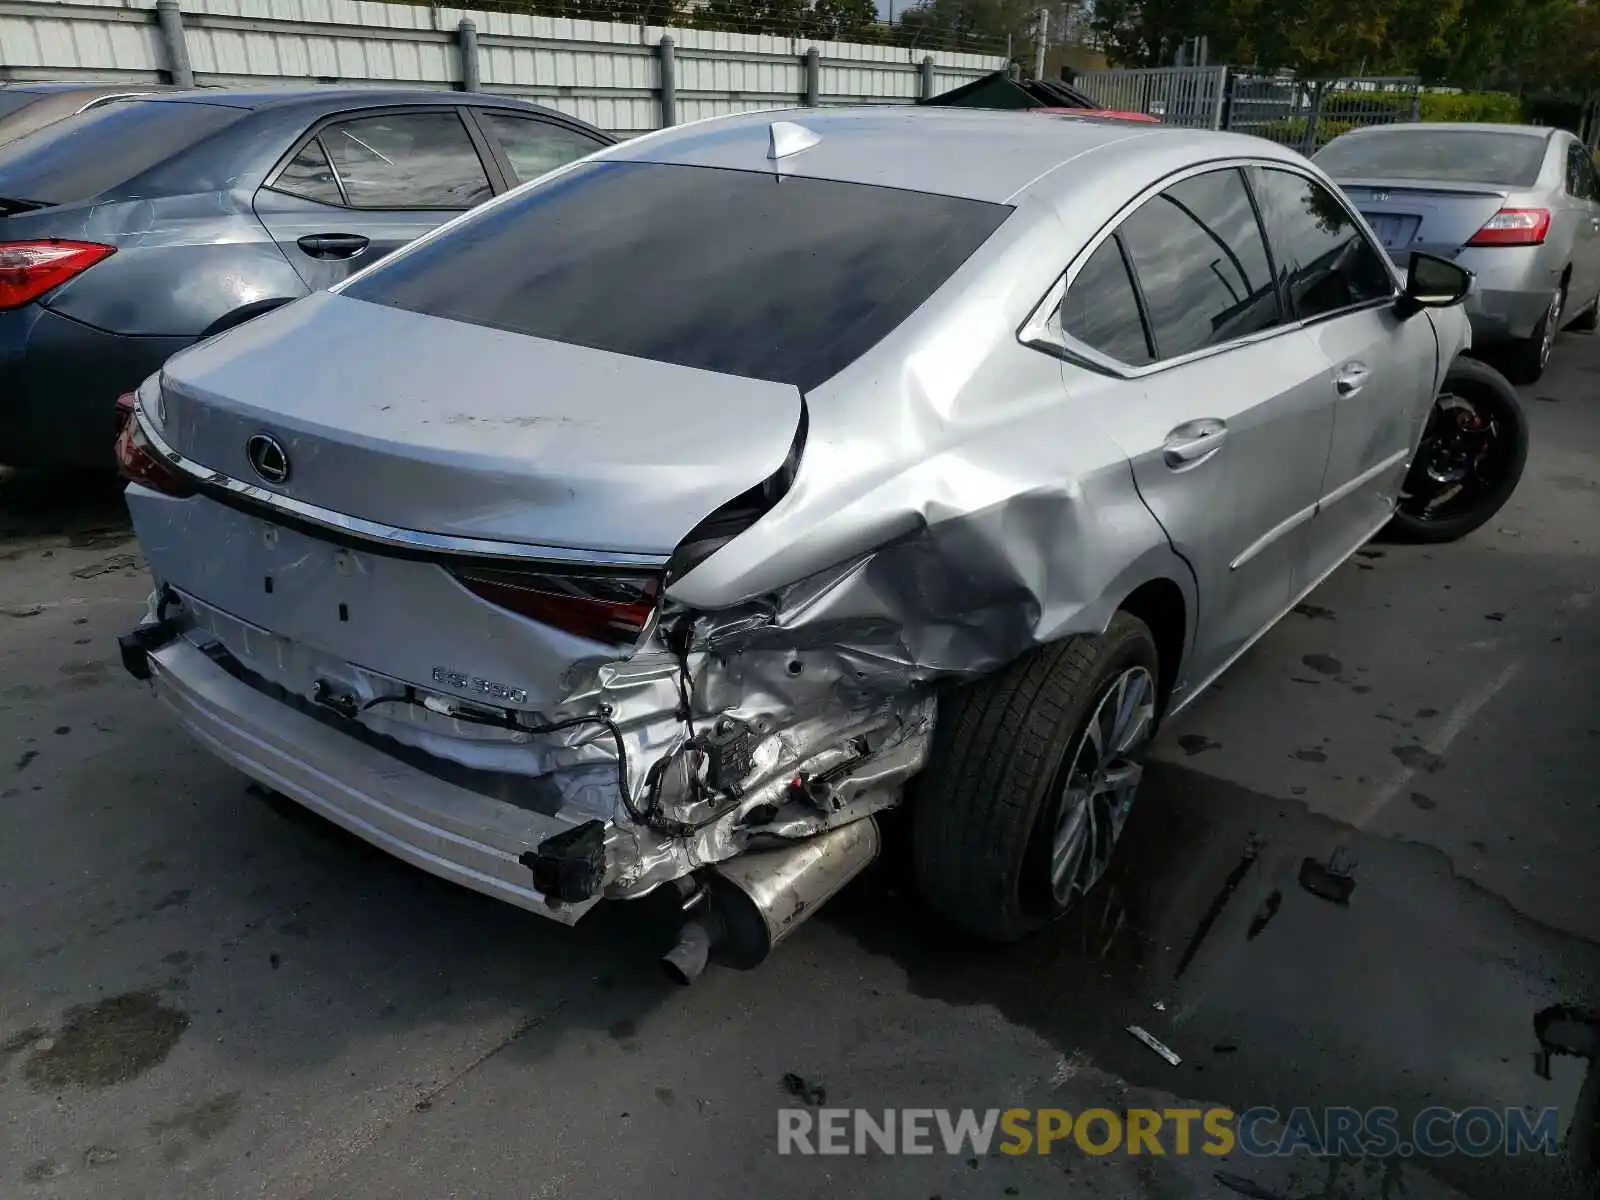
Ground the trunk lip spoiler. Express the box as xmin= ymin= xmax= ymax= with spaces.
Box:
xmin=131 ymin=399 xmax=669 ymax=572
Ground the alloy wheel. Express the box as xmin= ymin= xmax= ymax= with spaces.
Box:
xmin=1048 ymin=665 xmax=1157 ymax=906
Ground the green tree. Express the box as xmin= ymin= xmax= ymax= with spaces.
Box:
xmin=813 ymin=0 xmax=880 ymax=40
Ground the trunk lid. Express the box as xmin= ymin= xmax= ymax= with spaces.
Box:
xmin=155 ymin=291 xmax=805 ymax=557
xmin=1335 ymin=179 xmax=1510 ymax=261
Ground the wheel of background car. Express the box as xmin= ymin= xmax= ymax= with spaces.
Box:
xmin=1503 ymin=282 xmax=1564 ymax=383
xmin=1386 ymin=355 xmax=1528 ymax=544
xmin=911 ymin=612 xmax=1160 ymax=943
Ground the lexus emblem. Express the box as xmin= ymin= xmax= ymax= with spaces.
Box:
xmin=246 ymin=434 xmax=290 ymax=485
xmin=1372 ymin=190 xmax=1390 ymax=202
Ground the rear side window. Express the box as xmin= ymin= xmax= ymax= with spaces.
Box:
xmin=0 ymin=100 xmax=247 ymax=205
xmin=1250 ymin=167 xmax=1394 ymax=321
xmin=1315 ymin=129 xmax=1548 ymax=188
xmin=1566 ymin=144 xmax=1594 ymax=199
xmin=273 ymin=138 xmax=343 ymax=206
xmin=343 ymin=161 xmax=1012 ymax=391
xmin=317 ymin=112 xmax=491 ymax=209
xmin=479 ymin=112 xmax=604 ymax=185
xmin=1116 ymin=167 xmax=1281 ymax=360
xmin=1060 ymin=236 xmax=1153 ymax=364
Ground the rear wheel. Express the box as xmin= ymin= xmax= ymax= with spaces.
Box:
xmin=912 ymin=614 xmax=1159 ymax=943
xmin=1503 ymin=282 xmax=1564 ymax=383
xmin=1386 ymin=356 xmax=1528 ymax=544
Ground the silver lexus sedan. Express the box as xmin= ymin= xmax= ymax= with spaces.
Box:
xmin=1316 ymin=121 xmax=1600 ymax=382
xmin=115 ymin=108 xmax=1486 ymax=979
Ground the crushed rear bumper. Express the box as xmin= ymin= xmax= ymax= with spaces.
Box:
xmin=144 ymin=632 xmax=601 ymax=924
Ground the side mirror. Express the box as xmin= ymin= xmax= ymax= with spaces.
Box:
xmin=1396 ymin=251 xmax=1473 ymax=318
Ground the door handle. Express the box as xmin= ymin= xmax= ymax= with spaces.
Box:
xmin=1334 ymin=361 xmax=1371 ymax=396
xmin=1162 ymin=418 xmax=1228 ymax=469
xmin=296 ymin=233 xmax=371 ymax=260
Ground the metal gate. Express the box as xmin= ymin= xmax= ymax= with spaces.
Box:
xmin=1070 ymin=65 xmax=1228 ymax=129
xmin=1223 ymin=74 xmax=1421 ymax=154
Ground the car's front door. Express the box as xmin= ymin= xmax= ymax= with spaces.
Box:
xmin=253 ymin=107 xmax=497 ymax=292
xmin=1249 ymin=166 xmax=1438 ymax=587
xmin=1056 ymin=165 xmax=1337 ymax=689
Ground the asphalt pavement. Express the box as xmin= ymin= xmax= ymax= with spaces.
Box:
xmin=0 ymin=336 xmax=1596 ymax=1200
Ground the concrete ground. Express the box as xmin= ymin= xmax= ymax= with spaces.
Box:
xmin=0 ymin=336 xmax=1596 ymax=1200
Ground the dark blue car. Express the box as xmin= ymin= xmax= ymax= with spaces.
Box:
xmin=0 ymin=87 xmax=612 ymax=468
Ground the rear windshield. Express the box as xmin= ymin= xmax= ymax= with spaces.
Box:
xmin=0 ymin=93 xmax=42 ymax=120
xmin=1315 ymin=129 xmax=1548 ymax=187
xmin=0 ymin=99 xmax=247 ymax=204
xmin=341 ymin=160 xmax=1012 ymax=391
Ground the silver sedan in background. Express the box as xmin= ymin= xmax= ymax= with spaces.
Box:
xmin=1316 ymin=121 xmax=1600 ymax=381
xmin=116 ymin=110 xmax=1498 ymax=980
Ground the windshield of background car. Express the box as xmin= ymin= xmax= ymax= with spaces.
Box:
xmin=0 ymin=99 xmax=248 ymax=204
xmin=1314 ymin=129 xmax=1548 ymax=187
xmin=341 ymin=160 xmax=1014 ymax=392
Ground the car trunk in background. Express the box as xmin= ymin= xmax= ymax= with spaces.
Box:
xmin=1337 ymin=180 xmax=1511 ymax=261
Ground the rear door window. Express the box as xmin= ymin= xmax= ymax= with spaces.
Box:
xmin=318 ymin=111 xmax=492 ymax=209
xmin=478 ymin=112 xmax=605 ymax=185
xmin=0 ymin=99 xmax=248 ymax=205
xmin=1114 ymin=167 xmax=1282 ymax=360
xmin=342 ymin=160 xmax=1011 ymax=391
xmin=271 ymin=137 xmax=343 ymax=206
xmin=1566 ymin=144 xmax=1594 ymax=199
xmin=1060 ymin=236 xmax=1154 ymax=364
xmin=1249 ymin=167 xmax=1394 ymax=321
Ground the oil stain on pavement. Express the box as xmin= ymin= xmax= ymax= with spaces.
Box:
xmin=21 ymin=991 xmax=190 ymax=1090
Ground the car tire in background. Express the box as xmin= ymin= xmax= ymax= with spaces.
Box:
xmin=912 ymin=613 xmax=1160 ymax=943
xmin=1386 ymin=355 xmax=1529 ymax=544
xmin=1502 ymin=282 xmax=1565 ymax=383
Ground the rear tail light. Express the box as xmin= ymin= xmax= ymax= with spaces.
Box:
xmin=1466 ymin=208 xmax=1550 ymax=247
xmin=0 ymin=240 xmax=115 ymax=309
xmin=115 ymin=393 xmax=196 ymax=498
xmin=452 ymin=567 xmax=661 ymax=645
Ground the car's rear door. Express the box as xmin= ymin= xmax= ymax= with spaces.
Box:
xmin=1055 ymin=165 xmax=1336 ymax=689
xmin=1562 ymin=138 xmax=1600 ymax=307
xmin=1249 ymin=165 xmax=1438 ymax=585
xmin=253 ymin=107 xmax=498 ymax=292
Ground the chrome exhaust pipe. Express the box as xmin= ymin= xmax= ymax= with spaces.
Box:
xmin=660 ymin=818 xmax=880 ymax=983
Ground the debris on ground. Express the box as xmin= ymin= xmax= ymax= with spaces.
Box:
xmin=781 ymin=1071 xmax=826 ymax=1106
xmin=1125 ymin=1025 xmax=1181 ymax=1066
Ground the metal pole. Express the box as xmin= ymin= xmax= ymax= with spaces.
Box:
xmin=1032 ymin=8 xmax=1048 ymax=81
xmin=155 ymin=0 xmax=194 ymax=89
xmin=919 ymin=54 xmax=935 ymax=101
xmin=658 ymin=35 xmax=678 ymax=127
xmin=804 ymin=46 xmax=820 ymax=107
xmin=457 ymin=18 xmax=481 ymax=93
xmin=1210 ymin=65 xmax=1228 ymax=130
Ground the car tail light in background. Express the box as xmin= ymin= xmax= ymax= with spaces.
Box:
xmin=0 ymin=240 xmax=114 ymax=309
xmin=451 ymin=567 xmax=661 ymax=645
xmin=115 ymin=393 xmax=196 ymax=498
xmin=1466 ymin=208 xmax=1551 ymax=247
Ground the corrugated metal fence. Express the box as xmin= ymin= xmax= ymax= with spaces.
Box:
xmin=0 ymin=0 xmax=1004 ymax=137
xmin=1074 ymin=64 xmax=1423 ymax=155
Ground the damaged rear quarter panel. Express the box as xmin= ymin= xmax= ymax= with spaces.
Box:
xmin=665 ymin=197 xmax=1193 ymax=689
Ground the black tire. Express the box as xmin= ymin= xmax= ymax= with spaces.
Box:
xmin=1385 ymin=356 xmax=1528 ymax=544
xmin=912 ymin=613 xmax=1160 ymax=943
xmin=1502 ymin=282 xmax=1564 ymax=383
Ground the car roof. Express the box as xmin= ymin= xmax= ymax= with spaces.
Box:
xmin=1334 ymin=121 xmax=1556 ymax=139
xmin=0 ymin=80 xmax=176 ymax=95
xmin=609 ymin=105 xmax=1305 ymax=205
xmin=133 ymin=86 xmax=550 ymax=113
